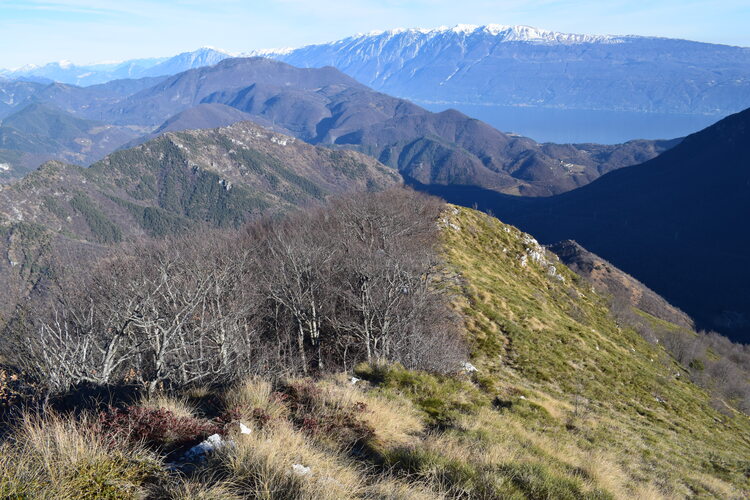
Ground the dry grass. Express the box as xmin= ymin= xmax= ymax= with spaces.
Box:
xmin=362 ymin=478 xmax=443 ymax=499
xmin=631 ymin=482 xmax=674 ymax=500
xmin=1 ymin=373 xmax=739 ymax=500
xmin=167 ymin=478 xmax=242 ymax=500
xmin=214 ymin=419 xmax=365 ymax=500
xmin=688 ymin=473 xmax=743 ymax=499
xmin=186 ymin=385 xmax=213 ymax=399
xmin=416 ymin=407 xmax=668 ymax=499
xmin=225 ymin=376 xmax=288 ymax=422
xmin=139 ymin=393 xmax=197 ymax=418
xmin=0 ymin=412 xmax=161 ymax=499
xmin=318 ymin=375 xmax=424 ymax=448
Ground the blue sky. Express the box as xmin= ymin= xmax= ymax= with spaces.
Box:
xmin=1 ymin=0 xmax=748 ymax=68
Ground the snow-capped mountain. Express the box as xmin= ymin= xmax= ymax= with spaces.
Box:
xmin=257 ymin=24 xmax=750 ymax=116
xmin=0 ymin=48 xmax=233 ymax=86
xmin=347 ymin=24 xmax=625 ymax=45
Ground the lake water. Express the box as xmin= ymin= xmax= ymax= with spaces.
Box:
xmin=418 ymin=103 xmax=724 ymax=144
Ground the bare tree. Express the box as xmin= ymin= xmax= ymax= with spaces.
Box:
xmin=6 ymin=188 xmax=467 ymax=395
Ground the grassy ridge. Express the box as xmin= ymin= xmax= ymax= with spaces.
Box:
xmin=435 ymin=206 xmax=750 ymax=496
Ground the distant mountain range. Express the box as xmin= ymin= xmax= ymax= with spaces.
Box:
xmin=265 ymin=25 xmax=750 ymax=116
xmin=415 ymin=107 xmax=750 ymax=341
xmin=4 ymin=24 xmax=750 ymax=120
xmin=0 ymin=47 xmax=232 ymax=86
xmin=0 ymin=58 xmax=674 ymax=194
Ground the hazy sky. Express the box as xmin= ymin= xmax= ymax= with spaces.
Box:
xmin=1 ymin=0 xmax=748 ymax=68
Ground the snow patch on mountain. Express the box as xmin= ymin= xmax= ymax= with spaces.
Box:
xmin=261 ymin=24 xmax=625 ymax=55
xmin=246 ymin=47 xmax=296 ymax=58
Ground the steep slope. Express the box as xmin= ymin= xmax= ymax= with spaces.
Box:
xmin=548 ymin=239 xmax=694 ymax=329
xmin=419 ymin=206 xmax=750 ymax=497
xmin=416 ymin=108 xmax=750 ymax=340
xmin=266 ymin=24 xmax=750 ymax=116
xmin=0 ymin=121 xmax=399 ymax=325
xmin=3 ymin=200 xmax=749 ymax=498
xmin=106 ymin=58 xmax=673 ymax=196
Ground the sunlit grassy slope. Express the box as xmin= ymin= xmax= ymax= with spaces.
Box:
xmin=417 ymin=205 xmax=750 ymax=497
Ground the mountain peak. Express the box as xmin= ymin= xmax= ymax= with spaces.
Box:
xmin=189 ymin=46 xmax=233 ymax=56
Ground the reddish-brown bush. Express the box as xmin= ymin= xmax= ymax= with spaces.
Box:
xmin=98 ymin=405 xmax=221 ymax=450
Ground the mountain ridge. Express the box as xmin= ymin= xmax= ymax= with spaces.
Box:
xmin=102 ymin=57 xmax=676 ymax=196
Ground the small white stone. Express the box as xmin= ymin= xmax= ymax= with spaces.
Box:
xmin=350 ymin=377 xmax=361 ymax=385
xmin=183 ymin=433 xmax=228 ymax=462
xmin=292 ymin=464 xmax=311 ymax=476
xmin=462 ymin=361 xmax=478 ymax=373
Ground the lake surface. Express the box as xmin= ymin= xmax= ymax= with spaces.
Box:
xmin=418 ymin=103 xmax=724 ymax=144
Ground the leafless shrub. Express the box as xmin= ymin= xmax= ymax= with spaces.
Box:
xmin=5 ymin=188 xmax=465 ymax=395
xmin=245 ymin=188 xmax=465 ymax=376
